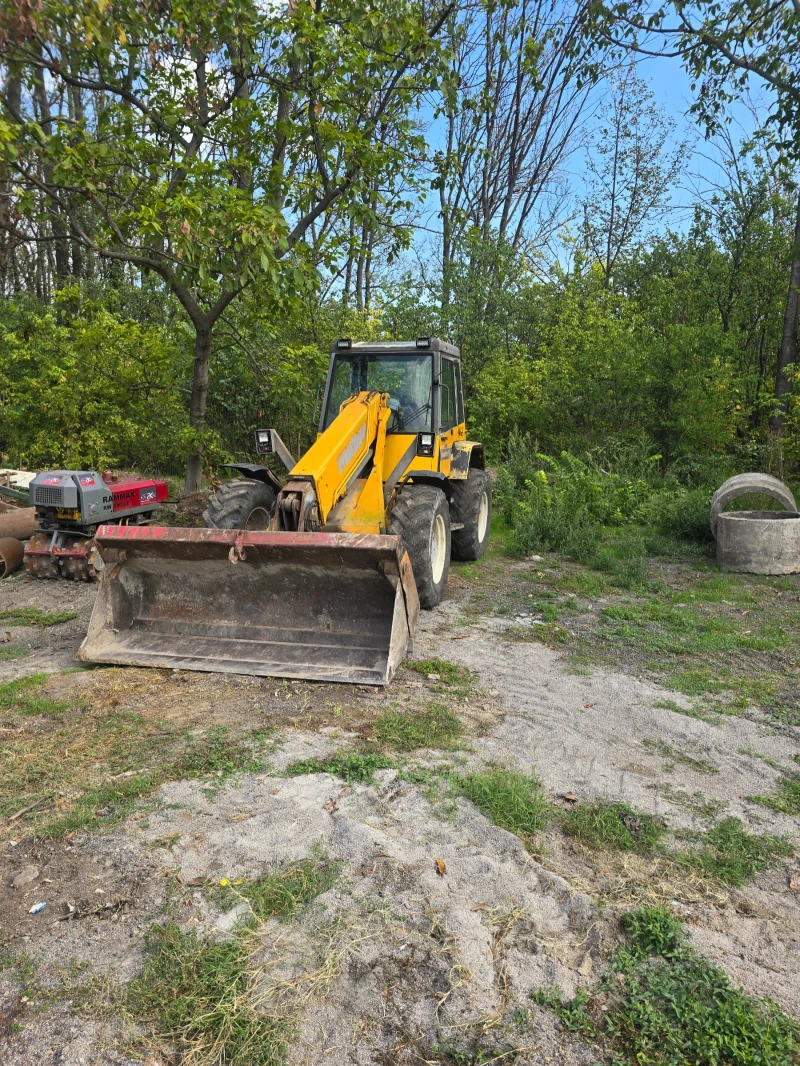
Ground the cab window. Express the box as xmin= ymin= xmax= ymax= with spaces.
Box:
xmin=440 ymin=358 xmax=458 ymax=431
xmin=323 ymin=353 xmax=433 ymax=432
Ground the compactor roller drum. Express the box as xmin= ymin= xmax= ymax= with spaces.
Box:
xmin=80 ymin=338 xmax=486 ymax=685
xmin=203 ymin=478 xmax=276 ymax=530
xmin=450 ymin=469 xmax=492 ymax=561
xmin=389 ymin=485 xmax=451 ymax=609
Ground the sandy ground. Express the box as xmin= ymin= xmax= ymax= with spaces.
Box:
xmin=1 ymin=563 xmax=799 ymax=1064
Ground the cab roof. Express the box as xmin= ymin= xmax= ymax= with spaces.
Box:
xmin=331 ymin=338 xmax=460 ymax=358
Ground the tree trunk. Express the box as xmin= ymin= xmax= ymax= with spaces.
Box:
xmin=770 ymin=190 xmax=800 ymax=437
xmin=185 ymin=322 xmax=213 ymax=494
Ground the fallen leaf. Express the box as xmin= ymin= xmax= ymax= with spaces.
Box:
xmin=560 ymin=792 xmax=579 ymax=803
xmin=790 ymin=875 xmax=800 ymax=895
xmin=583 ymin=703 xmax=595 ymax=709
xmin=471 ymin=902 xmax=488 ymax=911
xmin=323 ymin=798 xmax=338 ymax=812
xmin=1 ymin=631 xmax=12 ymax=643
xmin=435 ymin=858 xmax=447 ymax=877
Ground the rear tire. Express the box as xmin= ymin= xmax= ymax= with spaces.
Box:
xmin=203 ymin=478 xmax=276 ymax=530
xmin=389 ymin=485 xmax=451 ymax=609
xmin=450 ymin=469 xmax=492 ymax=561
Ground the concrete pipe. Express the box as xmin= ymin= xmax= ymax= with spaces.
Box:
xmin=0 ymin=507 xmax=37 ymax=541
xmin=0 ymin=537 xmax=24 ymax=578
xmin=711 ymin=473 xmax=800 ymax=574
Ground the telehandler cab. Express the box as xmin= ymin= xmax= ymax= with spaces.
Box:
xmin=79 ymin=339 xmax=491 ymax=684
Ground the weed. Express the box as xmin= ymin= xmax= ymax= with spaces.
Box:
xmin=561 ymin=799 xmax=664 ymax=854
xmin=511 ymin=621 xmax=569 ymax=645
xmin=372 ymin=704 xmax=462 ymax=752
xmin=642 ymin=738 xmax=718 ymax=775
xmin=652 ymin=698 xmax=717 ymax=722
xmin=428 ymin=1043 xmax=522 ymax=1065
xmin=684 ymin=817 xmax=793 ymax=887
xmin=536 ymin=905 xmax=800 ymax=1064
xmin=0 ymin=607 xmax=78 ymax=626
xmin=172 ymin=726 xmax=261 ymax=778
xmin=284 ymin=751 xmax=394 ymax=783
xmin=530 ymin=988 xmax=596 ymax=1036
xmin=455 ymin=768 xmax=552 ymax=850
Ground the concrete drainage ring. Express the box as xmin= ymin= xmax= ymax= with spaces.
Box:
xmin=710 ymin=473 xmax=800 ymax=575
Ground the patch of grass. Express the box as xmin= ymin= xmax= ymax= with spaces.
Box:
xmin=652 ymin=698 xmax=717 ymax=723
xmin=128 ymin=922 xmax=288 ymax=1065
xmin=128 ymin=855 xmax=337 ymax=1065
xmin=428 ymin=1042 xmax=523 ymax=1065
xmin=561 ymin=799 xmax=664 ymax=854
xmin=536 ymin=905 xmax=800 ymax=1064
xmin=0 ymin=644 xmax=27 ymax=660
xmin=642 ymin=738 xmax=719 ymax=775
xmin=530 ymin=988 xmax=596 ymax=1036
xmin=0 ymin=674 xmax=267 ymax=832
xmin=407 ymin=657 xmax=476 ymax=698
xmin=455 ymin=767 xmax=552 ymax=850
xmin=0 ymin=607 xmax=78 ymax=626
xmin=684 ymin=817 xmax=793 ymax=887
xmin=284 ymin=750 xmax=394 ymax=783
xmin=371 ymin=704 xmax=462 ymax=752
xmin=748 ymin=772 xmax=800 ymax=816
xmin=510 ymin=621 xmax=569 ymax=645
xmin=223 ymin=852 xmax=340 ymax=922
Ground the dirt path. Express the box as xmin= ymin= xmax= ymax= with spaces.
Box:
xmin=1 ymin=557 xmax=799 ymax=1064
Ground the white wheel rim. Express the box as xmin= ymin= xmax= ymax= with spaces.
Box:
xmin=477 ymin=491 xmax=489 ymax=541
xmin=246 ymin=506 xmax=270 ymax=531
xmin=431 ymin=513 xmax=447 ymax=584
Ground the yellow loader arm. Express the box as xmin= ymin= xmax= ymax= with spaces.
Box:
xmin=272 ymin=390 xmax=392 ymax=534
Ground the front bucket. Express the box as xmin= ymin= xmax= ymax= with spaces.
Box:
xmin=78 ymin=526 xmax=420 ymax=685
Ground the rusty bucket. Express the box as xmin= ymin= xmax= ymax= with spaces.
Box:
xmin=78 ymin=525 xmax=419 ymax=685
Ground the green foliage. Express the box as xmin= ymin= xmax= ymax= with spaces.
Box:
xmin=683 ymin=817 xmax=793 ymax=888
xmin=372 ymin=705 xmax=462 ymax=752
xmin=0 ymin=607 xmax=78 ymax=627
xmin=536 ymin=905 xmax=800 ymax=1064
xmin=562 ymin=799 xmax=665 ymax=854
xmin=222 ymin=853 xmax=340 ymax=923
xmin=455 ymin=768 xmax=552 ymax=847
xmin=284 ymin=751 xmax=394 ymax=783
xmin=748 ymin=773 xmax=800 ymax=816
xmin=0 ymin=297 xmax=189 ymax=472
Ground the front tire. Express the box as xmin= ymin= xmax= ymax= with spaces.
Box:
xmin=389 ymin=485 xmax=451 ymax=609
xmin=203 ymin=478 xmax=276 ymax=530
xmin=450 ymin=469 xmax=492 ymax=561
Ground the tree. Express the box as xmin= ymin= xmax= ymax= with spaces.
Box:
xmin=591 ymin=0 xmax=800 ymax=435
xmin=434 ymin=0 xmax=596 ymax=305
xmin=579 ymin=67 xmax=686 ymax=286
xmin=0 ymin=0 xmax=453 ymax=490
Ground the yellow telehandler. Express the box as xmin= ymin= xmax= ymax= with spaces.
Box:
xmin=79 ymin=338 xmax=491 ymax=684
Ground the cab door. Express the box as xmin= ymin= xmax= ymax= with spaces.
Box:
xmin=438 ymin=356 xmax=466 ymax=476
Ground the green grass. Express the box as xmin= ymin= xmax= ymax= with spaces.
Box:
xmin=561 ymin=799 xmax=665 ymax=854
xmin=221 ymin=851 xmax=340 ymax=922
xmin=681 ymin=817 xmax=793 ymax=888
xmin=0 ymin=644 xmax=27 ymax=660
xmin=534 ymin=906 xmax=800 ymax=1064
xmin=0 ymin=673 xmax=70 ymax=715
xmin=371 ymin=704 xmax=462 ymax=752
xmin=748 ymin=772 xmax=800 ymax=816
xmin=455 ymin=767 xmax=552 ymax=849
xmin=284 ymin=750 xmax=394 ymax=783
xmin=128 ymin=855 xmax=337 ymax=1065
xmin=642 ymin=738 xmax=719 ymax=774
xmin=0 ymin=607 xmax=78 ymax=626
xmin=406 ymin=657 xmax=475 ymax=698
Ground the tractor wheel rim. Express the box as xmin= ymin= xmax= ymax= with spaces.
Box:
xmin=431 ymin=513 xmax=447 ymax=584
xmin=477 ymin=491 xmax=489 ymax=541
xmin=245 ymin=507 xmax=271 ymax=531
